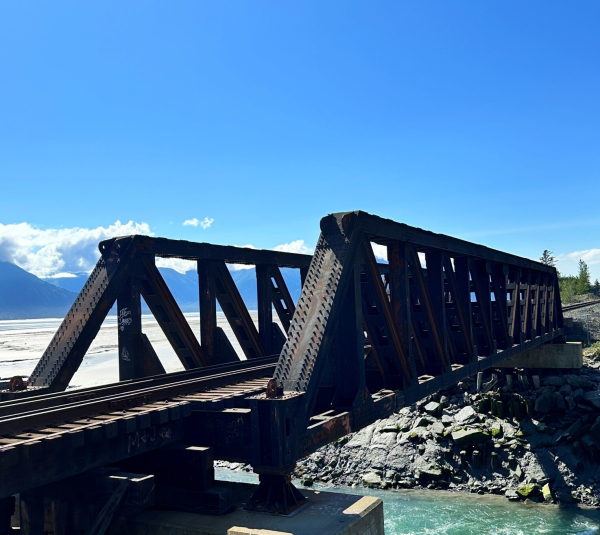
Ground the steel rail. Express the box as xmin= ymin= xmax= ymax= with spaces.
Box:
xmin=0 ymin=361 xmax=276 ymax=436
xmin=0 ymin=356 xmax=278 ymax=417
xmin=562 ymin=299 xmax=600 ymax=312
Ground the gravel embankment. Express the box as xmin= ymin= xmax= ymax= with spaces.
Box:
xmin=292 ymin=358 xmax=600 ymax=506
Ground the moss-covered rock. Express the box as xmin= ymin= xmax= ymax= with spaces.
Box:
xmin=516 ymin=483 xmax=539 ymax=498
xmin=542 ymin=483 xmax=553 ymax=503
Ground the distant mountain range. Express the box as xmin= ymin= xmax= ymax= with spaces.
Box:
xmin=0 ymin=262 xmax=78 ymax=320
xmin=0 ymin=261 xmax=302 ymax=320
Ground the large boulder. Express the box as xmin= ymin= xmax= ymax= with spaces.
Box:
xmin=565 ymin=375 xmax=592 ymax=389
xmin=386 ymin=445 xmax=412 ymax=472
xmin=362 ymin=472 xmax=382 ymax=488
xmin=346 ymin=424 xmax=376 ymax=448
xmin=554 ymin=392 xmax=566 ymax=411
xmin=424 ymin=401 xmax=442 ymax=415
xmin=429 ymin=421 xmax=445 ymax=436
xmin=455 ymin=405 xmax=478 ymax=425
xmin=584 ymin=391 xmax=600 ymax=410
xmin=521 ymin=452 xmax=549 ymax=484
xmin=419 ymin=464 xmax=443 ymax=479
xmin=534 ymin=392 xmax=555 ymax=413
xmin=371 ymin=430 xmax=397 ymax=448
xmin=519 ymin=419 xmax=536 ymax=436
xmin=414 ymin=416 xmax=433 ymax=428
xmin=451 ymin=427 xmax=490 ymax=447
xmin=544 ymin=376 xmax=566 ymax=387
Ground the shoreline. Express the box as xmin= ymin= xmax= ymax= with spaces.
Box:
xmin=289 ymin=355 xmax=600 ymax=508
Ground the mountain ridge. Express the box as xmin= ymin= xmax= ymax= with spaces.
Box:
xmin=0 ymin=262 xmax=302 ymax=320
xmin=0 ymin=262 xmax=78 ymax=320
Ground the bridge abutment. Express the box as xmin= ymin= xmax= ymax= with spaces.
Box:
xmin=498 ymin=342 xmax=582 ymax=369
xmin=108 ymin=484 xmax=384 ymax=535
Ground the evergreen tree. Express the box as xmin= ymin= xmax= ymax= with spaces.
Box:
xmin=594 ymin=279 xmax=600 ymax=297
xmin=540 ymin=250 xmax=556 ymax=267
xmin=576 ymin=259 xmax=591 ymax=295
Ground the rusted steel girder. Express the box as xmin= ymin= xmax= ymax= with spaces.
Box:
xmin=26 ymin=238 xmax=312 ymax=393
xmin=246 ymin=211 xmax=563 ymax=512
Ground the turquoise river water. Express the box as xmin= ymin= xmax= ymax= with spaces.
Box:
xmin=216 ymin=468 xmax=600 ymax=535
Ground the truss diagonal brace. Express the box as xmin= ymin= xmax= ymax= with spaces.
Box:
xmin=361 ymin=238 xmax=412 ymax=385
xmin=139 ymin=256 xmax=209 ymax=368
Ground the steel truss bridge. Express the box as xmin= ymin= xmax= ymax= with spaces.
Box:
xmin=0 ymin=211 xmax=564 ymax=532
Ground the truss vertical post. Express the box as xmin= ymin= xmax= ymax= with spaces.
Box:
xmin=425 ymin=251 xmax=448 ymax=363
xmin=388 ymin=243 xmax=416 ymax=379
xmin=442 ymin=254 xmax=474 ymax=362
xmin=523 ymin=270 xmax=533 ymax=341
xmin=117 ymin=277 xmax=143 ymax=380
xmin=454 ymin=257 xmax=477 ymax=362
xmin=542 ymin=276 xmax=550 ymax=334
xmin=491 ymin=263 xmax=511 ymax=349
xmin=198 ymin=260 xmax=218 ymax=362
xmin=549 ymin=277 xmax=556 ymax=332
xmin=533 ymin=273 xmax=541 ymax=339
xmin=511 ymin=268 xmax=523 ymax=345
xmin=256 ymin=264 xmax=274 ymax=355
xmin=470 ymin=259 xmax=495 ymax=356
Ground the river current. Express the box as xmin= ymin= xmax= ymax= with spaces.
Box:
xmin=216 ymin=467 xmax=600 ymax=534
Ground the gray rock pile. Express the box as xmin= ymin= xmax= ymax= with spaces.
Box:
xmin=294 ymin=360 xmax=600 ymax=506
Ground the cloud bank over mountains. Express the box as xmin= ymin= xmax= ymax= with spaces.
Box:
xmin=0 ymin=221 xmax=152 ymax=278
xmin=2 ymin=220 xmax=594 ymax=281
xmin=0 ymin=222 xmax=316 ymax=278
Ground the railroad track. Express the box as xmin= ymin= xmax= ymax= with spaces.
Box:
xmin=562 ymin=299 xmax=600 ymax=311
xmin=0 ymin=356 xmax=278 ymax=499
xmin=0 ymin=355 xmax=277 ymax=439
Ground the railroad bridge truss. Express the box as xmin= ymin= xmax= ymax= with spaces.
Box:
xmin=0 ymin=211 xmax=564 ymax=531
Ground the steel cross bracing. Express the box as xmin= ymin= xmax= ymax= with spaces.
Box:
xmin=23 ymin=237 xmax=311 ymax=393
xmin=245 ymin=211 xmax=562 ymax=509
xmin=0 ymin=211 xmax=564 ymax=518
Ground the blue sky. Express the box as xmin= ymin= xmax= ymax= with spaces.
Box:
xmin=0 ymin=2 xmax=599 ymax=279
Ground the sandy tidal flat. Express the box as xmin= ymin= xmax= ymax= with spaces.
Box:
xmin=0 ymin=312 xmax=252 ymax=389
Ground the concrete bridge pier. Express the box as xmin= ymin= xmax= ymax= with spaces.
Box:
xmin=109 ymin=486 xmax=384 ymax=535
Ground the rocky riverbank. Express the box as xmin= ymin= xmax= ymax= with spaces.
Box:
xmin=292 ymin=353 xmax=600 ymax=507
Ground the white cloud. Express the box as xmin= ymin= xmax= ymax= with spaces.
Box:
xmin=155 ymin=257 xmax=197 ymax=274
xmin=273 ymin=240 xmax=313 ymax=255
xmin=230 ymin=245 xmax=257 ymax=271
xmin=200 ymin=217 xmax=214 ymax=230
xmin=371 ymin=243 xmax=387 ymax=262
xmin=0 ymin=224 xmax=315 ymax=279
xmin=0 ymin=221 xmax=152 ymax=278
xmin=183 ymin=217 xmax=214 ymax=229
xmin=556 ymin=248 xmax=600 ymax=280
